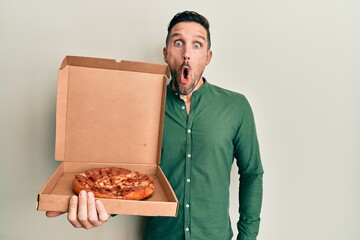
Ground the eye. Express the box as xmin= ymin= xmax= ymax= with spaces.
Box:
xmin=194 ymin=42 xmax=201 ymax=49
xmin=174 ymin=40 xmax=183 ymax=47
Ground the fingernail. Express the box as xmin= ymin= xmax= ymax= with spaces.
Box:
xmin=80 ymin=190 xmax=86 ymax=197
xmin=88 ymin=192 xmax=94 ymax=199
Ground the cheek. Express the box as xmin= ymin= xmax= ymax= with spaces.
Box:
xmin=194 ymin=51 xmax=210 ymax=63
xmin=166 ymin=51 xmax=180 ymax=64
xmin=167 ymin=47 xmax=182 ymax=56
xmin=193 ymin=57 xmax=209 ymax=71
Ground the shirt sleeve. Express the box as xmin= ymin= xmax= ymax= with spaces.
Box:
xmin=234 ymin=97 xmax=264 ymax=240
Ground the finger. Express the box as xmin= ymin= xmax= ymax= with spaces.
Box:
xmin=46 ymin=211 xmax=65 ymax=218
xmin=67 ymin=195 xmax=82 ymax=228
xmin=77 ymin=190 xmax=92 ymax=229
xmin=95 ymin=199 xmax=110 ymax=222
xmin=87 ymin=192 xmax=101 ymax=226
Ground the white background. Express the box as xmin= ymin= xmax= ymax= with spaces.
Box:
xmin=1 ymin=0 xmax=359 ymax=239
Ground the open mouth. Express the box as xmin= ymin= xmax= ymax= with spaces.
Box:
xmin=182 ymin=67 xmax=189 ymax=80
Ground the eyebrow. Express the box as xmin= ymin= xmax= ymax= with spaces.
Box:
xmin=170 ymin=33 xmax=206 ymax=42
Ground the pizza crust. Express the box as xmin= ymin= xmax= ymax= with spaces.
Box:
xmin=72 ymin=167 xmax=155 ymax=200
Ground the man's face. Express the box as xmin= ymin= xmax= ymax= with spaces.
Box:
xmin=164 ymin=22 xmax=212 ymax=95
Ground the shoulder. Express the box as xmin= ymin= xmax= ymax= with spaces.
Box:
xmin=207 ymin=83 xmax=250 ymax=106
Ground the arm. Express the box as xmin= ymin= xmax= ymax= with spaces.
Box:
xmin=237 ymin=173 xmax=263 ymax=240
xmin=234 ymin=98 xmax=264 ymax=240
xmin=46 ymin=190 xmax=110 ymax=229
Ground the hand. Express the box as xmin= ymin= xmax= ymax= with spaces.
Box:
xmin=46 ymin=190 xmax=110 ymax=229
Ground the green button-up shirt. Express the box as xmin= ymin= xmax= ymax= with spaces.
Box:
xmin=143 ymin=80 xmax=263 ymax=240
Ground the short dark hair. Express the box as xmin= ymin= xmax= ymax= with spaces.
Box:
xmin=166 ymin=11 xmax=211 ymax=49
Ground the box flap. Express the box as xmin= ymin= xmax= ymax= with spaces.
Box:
xmin=60 ymin=56 xmax=170 ymax=78
xmin=55 ymin=56 xmax=168 ymax=165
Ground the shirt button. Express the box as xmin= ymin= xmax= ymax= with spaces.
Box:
xmin=186 ymin=179 xmax=191 ymax=183
xmin=187 ymin=154 xmax=191 ymax=158
xmin=185 ymin=228 xmax=190 ymax=232
xmin=181 ymin=106 xmax=186 ymax=109
xmin=187 ymin=129 xmax=191 ymax=133
xmin=186 ymin=204 xmax=190 ymax=208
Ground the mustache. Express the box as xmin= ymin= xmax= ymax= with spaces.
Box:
xmin=180 ymin=61 xmax=191 ymax=69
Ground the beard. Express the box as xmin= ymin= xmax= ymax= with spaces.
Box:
xmin=170 ymin=65 xmax=204 ymax=95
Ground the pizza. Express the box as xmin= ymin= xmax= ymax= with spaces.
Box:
xmin=72 ymin=167 xmax=155 ymax=200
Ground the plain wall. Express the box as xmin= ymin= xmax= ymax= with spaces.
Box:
xmin=1 ymin=0 xmax=359 ymax=239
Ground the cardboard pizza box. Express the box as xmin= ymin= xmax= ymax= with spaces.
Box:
xmin=37 ymin=56 xmax=178 ymax=216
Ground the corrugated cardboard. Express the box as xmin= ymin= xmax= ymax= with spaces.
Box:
xmin=37 ymin=56 xmax=178 ymax=216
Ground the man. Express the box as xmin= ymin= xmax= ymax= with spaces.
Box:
xmin=47 ymin=11 xmax=263 ymax=240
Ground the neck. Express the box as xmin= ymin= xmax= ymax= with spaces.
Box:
xmin=173 ymin=77 xmax=204 ymax=100
xmin=172 ymin=78 xmax=204 ymax=115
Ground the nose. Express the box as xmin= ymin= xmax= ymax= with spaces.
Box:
xmin=182 ymin=44 xmax=190 ymax=61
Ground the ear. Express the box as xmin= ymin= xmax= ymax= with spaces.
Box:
xmin=206 ymin=50 xmax=213 ymax=65
xmin=163 ymin=47 xmax=168 ymax=63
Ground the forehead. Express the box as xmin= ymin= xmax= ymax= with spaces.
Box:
xmin=170 ymin=22 xmax=207 ymax=40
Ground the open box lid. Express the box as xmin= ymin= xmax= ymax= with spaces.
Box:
xmin=55 ymin=56 xmax=169 ymax=165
